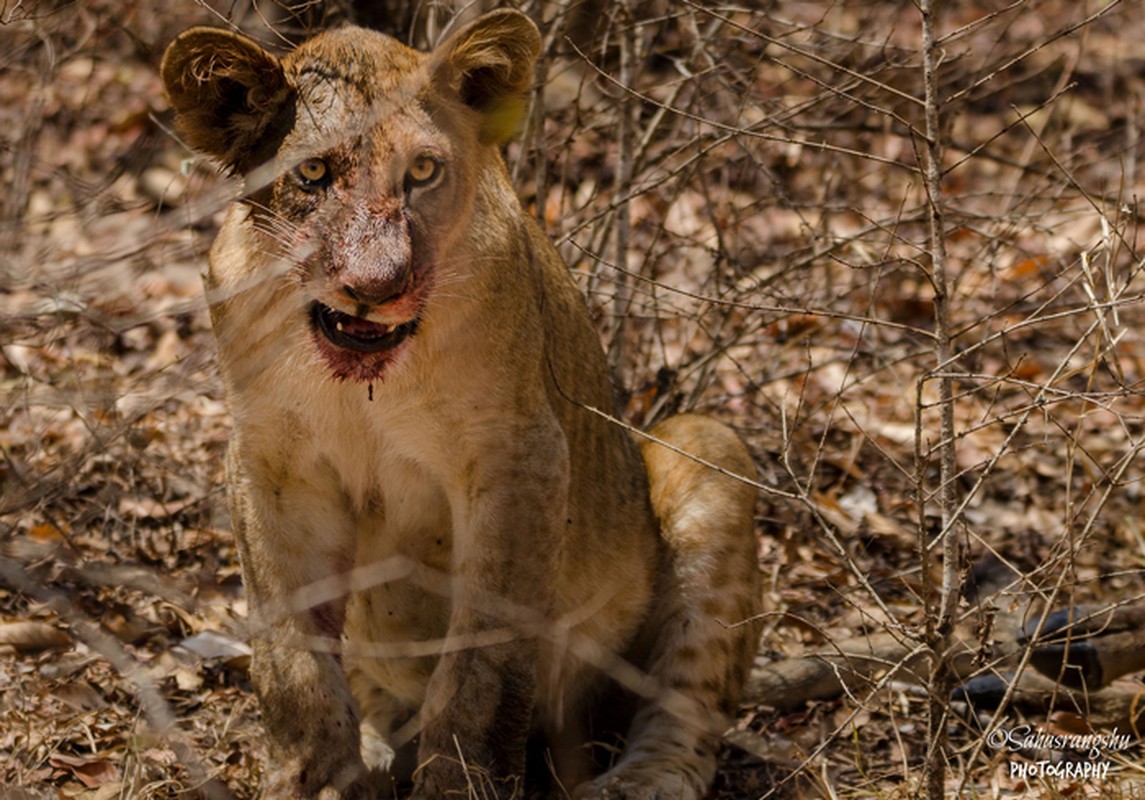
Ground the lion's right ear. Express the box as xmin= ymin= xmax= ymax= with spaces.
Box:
xmin=429 ymin=10 xmax=541 ymax=144
xmin=161 ymin=28 xmax=292 ymax=174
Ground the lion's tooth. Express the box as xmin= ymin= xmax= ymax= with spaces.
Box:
xmin=336 ymin=321 xmax=344 ymax=332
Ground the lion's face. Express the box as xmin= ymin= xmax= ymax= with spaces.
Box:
xmin=162 ymin=16 xmax=537 ymax=381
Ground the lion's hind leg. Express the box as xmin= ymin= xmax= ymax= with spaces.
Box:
xmin=577 ymin=414 xmax=762 ymax=800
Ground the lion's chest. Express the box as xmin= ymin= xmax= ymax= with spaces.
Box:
xmin=323 ymin=423 xmax=456 ymax=707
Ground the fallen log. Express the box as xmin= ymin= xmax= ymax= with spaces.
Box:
xmin=1022 ymin=604 xmax=1145 ymax=690
xmin=741 ymin=558 xmax=1145 ymax=732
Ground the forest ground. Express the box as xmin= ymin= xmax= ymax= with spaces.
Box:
xmin=2 ymin=1 xmax=1145 ymax=797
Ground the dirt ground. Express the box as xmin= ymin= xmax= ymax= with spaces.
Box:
xmin=2 ymin=1 xmax=1145 ymax=797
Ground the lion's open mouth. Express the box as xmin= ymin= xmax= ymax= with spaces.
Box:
xmin=310 ymin=302 xmax=419 ymax=353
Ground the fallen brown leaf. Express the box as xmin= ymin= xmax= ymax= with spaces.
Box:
xmin=48 ymin=753 xmax=119 ymax=789
xmin=0 ymin=621 xmax=71 ymax=655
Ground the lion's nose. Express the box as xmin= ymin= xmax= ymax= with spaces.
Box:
xmin=341 ymin=279 xmax=407 ymax=308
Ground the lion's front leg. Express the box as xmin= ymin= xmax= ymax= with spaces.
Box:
xmin=228 ymin=446 xmax=373 ymax=800
xmin=412 ymin=641 xmax=539 ymax=798
xmin=409 ymin=424 xmax=568 ymax=799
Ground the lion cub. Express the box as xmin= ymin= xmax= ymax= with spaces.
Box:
xmin=162 ymin=10 xmax=761 ymax=799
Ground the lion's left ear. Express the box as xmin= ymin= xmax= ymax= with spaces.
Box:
xmin=429 ymin=9 xmax=541 ymax=143
xmin=161 ymin=28 xmax=294 ymax=174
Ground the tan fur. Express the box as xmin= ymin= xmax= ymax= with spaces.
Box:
xmin=162 ymin=12 xmax=762 ymax=799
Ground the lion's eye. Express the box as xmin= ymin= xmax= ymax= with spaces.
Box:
xmin=296 ymin=158 xmax=330 ymax=188
xmin=406 ymin=155 xmax=441 ymax=188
